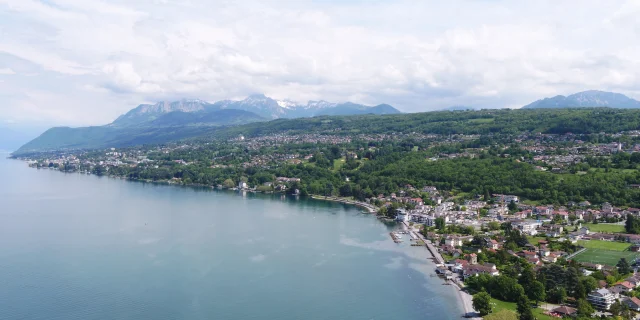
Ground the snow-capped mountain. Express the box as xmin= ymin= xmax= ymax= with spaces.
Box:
xmin=522 ymin=90 xmax=640 ymax=109
xmin=212 ymin=94 xmax=400 ymax=119
xmin=111 ymin=94 xmax=401 ymax=127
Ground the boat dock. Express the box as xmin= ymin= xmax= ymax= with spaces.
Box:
xmin=402 ymin=222 xmax=444 ymax=265
xmin=389 ymin=232 xmax=403 ymax=243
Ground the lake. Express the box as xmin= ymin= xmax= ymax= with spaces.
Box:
xmin=0 ymin=155 xmax=462 ymax=319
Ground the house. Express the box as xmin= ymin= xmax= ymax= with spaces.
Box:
xmin=587 ymin=288 xmax=617 ymax=310
xmin=543 ymin=253 xmax=558 ymax=263
xmin=486 ymin=239 xmax=500 ymax=250
xmin=445 ymin=236 xmax=464 ymax=247
xmin=466 ymin=253 xmax=478 ymax=265
xmin=512 ymin=220 xmax=541 ymax=236
xmin=540 ymin=224 xmax=563 ymax=237
xmin=623 ymin=297 xmax=640 ymax=312
xmin=238 ymin=181 xmax=248 ymax=189
xmin=581 ymin=262 xmax=603 ymax=271
xmin=625 ymin=275 xmax=640 ymax=288
xmin=517 ymin=251 xmax=538 ymax=260
xmin=551 ymin=306 xmax=577 ymax=317
xmin=613 ymin=281 xmax=635 ymax=293
xmin=463 ymin=263 xmax=499 ymax=279
xmin=539 ymin=245 xmax=551 ymax=257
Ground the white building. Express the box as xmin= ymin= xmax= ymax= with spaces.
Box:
xmin=587 ymin=288 xmax=617 ymax=310
xmin=395 ymin=209 xmax=410 ymax=222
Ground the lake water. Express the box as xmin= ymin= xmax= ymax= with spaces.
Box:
xmin=0 ymin=155 xmax=462 ymax=320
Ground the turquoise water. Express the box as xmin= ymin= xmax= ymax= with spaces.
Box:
xmin=0 ymin=155 xmax=462 ymax=319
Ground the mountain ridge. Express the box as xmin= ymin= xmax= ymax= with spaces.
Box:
xmin=522 ymin=90 xmax=640 ymax=109
xmin=15 ymin=94 xmax=400 ymax=154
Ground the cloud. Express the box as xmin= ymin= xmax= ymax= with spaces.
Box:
xmin=250 ymin=254 xmax=266 ymax=262
xmin=1 ymin=0 xmax=640 ymax=125
xmin=0 ymin=68 xmax=16 ymax=75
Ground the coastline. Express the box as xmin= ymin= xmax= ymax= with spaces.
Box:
xmin=309 ymin=195 xmax=377 ymax=213
xmin=402 ymin=222 xmax=479 ymax=319
xmin=27 ymin=159 xmax=473 ymax=316
xmin=15 ymin=160 xmax=381 ymax=214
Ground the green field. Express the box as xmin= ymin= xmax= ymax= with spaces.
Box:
xmin=583 ymin=223 xmax=625 ymax=233
xmin=578 ymin=239 xmax=631 ymax=251
xmin=488 ymin=299 xmax=554 ymax=320
xmin=572 ymin=248 xmax=639 ymax=266
xmin=527 ymin=236 xmax=547 ymax=246
xmin=333 ymin=158 xmax=345 ymax=170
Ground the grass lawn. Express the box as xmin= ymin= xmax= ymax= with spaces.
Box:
xmin=484 ymin=309 xmax=516 ymax=320
xmin=572 ymin=248 xmax=640 ymax=266
xmin=332 ymin=158 xmax=345 ymax=170
xmin=527 ymin=236 xmax=547 ymax=246
xmin=583 ymin=223 xmax=625 ymax=233
xmin=578 ymin=239 xmax=631 ymax=251
xmin=489 ymin=299 xmax=554 ymax=320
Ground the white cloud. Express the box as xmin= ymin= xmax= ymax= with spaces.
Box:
xmin=0 ymin=68 xmax=15 ymax=75
xmin=1 ymin=0 xmax=640 ymax=125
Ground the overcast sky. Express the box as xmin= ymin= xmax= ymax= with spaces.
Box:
xmin=1 ymin=0 xmax=640 ymax=126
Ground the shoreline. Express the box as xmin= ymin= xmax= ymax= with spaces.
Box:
xmin=309 ymin=195 xmax=377 ymax=213
xmin=16 ymin=160 xmax=380 ymax=214
xmin=15 ymin=159 xmax=471 ymax=317
xmin=402 ymin=222 xmax=479 ymax=319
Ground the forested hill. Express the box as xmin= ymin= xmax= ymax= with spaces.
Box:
xmin=199 ymin=108 xmax=640 ymax=140
xmin=14 ymin=108 xmax=640 ymax=155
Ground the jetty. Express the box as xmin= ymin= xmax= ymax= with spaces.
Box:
xmin=310 ymin=195 xmax=377 ymax=213
xmin=389 ymin=232 xmax=403 ymax=243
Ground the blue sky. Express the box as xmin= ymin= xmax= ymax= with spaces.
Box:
xmin=1 ymin=0 xmax=640 ymax=127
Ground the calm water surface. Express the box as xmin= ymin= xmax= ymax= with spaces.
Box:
xmin=0 ymin=155 xmax=462 ymax=319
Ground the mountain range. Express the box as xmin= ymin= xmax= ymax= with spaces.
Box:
xmin=14 ymin=95 xmax=400 ymax=154
xmin=112 ymin=94 xmax=400 ymax=126
xmin=522 ymin=90 xmax=640 ymax=109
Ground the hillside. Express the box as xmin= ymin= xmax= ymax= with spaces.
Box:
xmin=14 ymin=95 xmax=399 ymax=154
xmin=522 ymin=90 xmax=640 ymax=109
xmin=15 ymin=107 xmax=640 ymax=155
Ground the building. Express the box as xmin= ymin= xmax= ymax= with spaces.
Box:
xmin=612 ymin=281 xmax=634 ymax=294
xmin=587 ymin=288 xmax=617 ymax=310
xmin=512 ymin=220 xmax=541 ymax=236
xmin=395 ymin=209 xmax=410 ymax=222
xmin=462 ymin=263 xmax=499 ymax=279
xmin=551 ymin=306 xmax=577 ymax=317
xmin=623 ymin=297 xmax=640 ymax=312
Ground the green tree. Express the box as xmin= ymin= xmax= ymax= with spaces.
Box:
xmin=508 ymin=200 xmax=518 ymax=212
xmin=609 ymin=300 xmax=628 ymax=317
xmin=580 ymin=276 xmax=598 ymax=294
xmin=625 ymin=214 xmax=640 ymax=234
xmin=435 ymin=217 xmax=445 ymax=231
xmin=223 ymin=178 xmax=235 ymax=189
xmin=576 ymin=299 xmax=594 ymax=317
xmin=617 ymin=258 xmax=632 ymax=275
xmin=548 ymin=287 xmax=566 ymax=304
xmin=472 ymin=290 xmax=492 ymax=316
xmin=516 ymin=295 xmax=534 ymax=320
xmin=528 ymin=281 xmax=546 ymax=306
